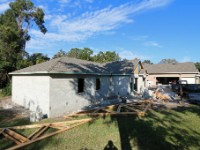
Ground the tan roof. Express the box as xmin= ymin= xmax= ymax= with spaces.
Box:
xmin=143 ymin=62 xmax=199 ymax=74
xmin=10 ymin=57 xmax=135 ymax=75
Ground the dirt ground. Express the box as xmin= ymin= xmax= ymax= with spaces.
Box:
xmin=0 ymin=97 xmax=30 ymax=123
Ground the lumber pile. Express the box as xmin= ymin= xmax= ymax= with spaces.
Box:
xmin=64 ymin=100 xmax=152 ymax=118
xmin=0 ymin=118 xmax=92 ymax=150
xmin=0 ymin=100 xmax=152 ymax=149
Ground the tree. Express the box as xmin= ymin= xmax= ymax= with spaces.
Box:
xmin=0 ymin=0 xmax=47 ymax=72
xmin=9 ymin=0 xmax=47 ymax=48
xmin=93 ymin=51 xmax=105 ymax=63
xmin=52 ymin=49 xmax=67 ymax=59
xmin=54 ymin=47 xmax=121 ymax=63
xmin=104 ymin=51 xmax=120 ymax=62
xmin=159 ymin=59 xmax=178 ymax=64
xmin=142 ymin=60 xmax=153 ymax=64
xmin=78 ymin=48 xmax=93 ymax=61
xmin=195 ymin=62 xmax=200 ymax=71
xmin=67 ymin=48 xmax=81 ymax=59
xmin=28 ymin=53 xmax=50 ymax=65
xmin=93 ymin=51 xmax=120 ymax=63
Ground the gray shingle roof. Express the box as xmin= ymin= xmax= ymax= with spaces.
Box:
xmin=10 ymin=57 xmax=135 ymax=75
xmin=143 ymin=62 xmax=199 ymax=74
xmin=129 ymin=58 xmax=140 ymax=70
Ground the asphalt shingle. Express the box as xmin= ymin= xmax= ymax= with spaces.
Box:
xmin=143 ymin=62 xmax=199 ymax=73
xmin=10 ymin=57 xmax=136 ymax=75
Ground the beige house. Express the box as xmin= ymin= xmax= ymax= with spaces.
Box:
xmin=131 ymin=58 xmax=148 ymax=93
xmin=144 ymin=62 xmax=199 ymax=86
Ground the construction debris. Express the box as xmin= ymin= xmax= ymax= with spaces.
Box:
xmin=0 ymin=100 xmax=152 ymax=150
xmin=64 ymin=100 xmax=152 ymax=118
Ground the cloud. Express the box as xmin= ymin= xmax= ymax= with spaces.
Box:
xmin=85 ymin=0 xmax=94 ymax=3
xmin=180 ymin=56 xmax=191 ymax=62
xmin=58 ymin=0 xmax=71 ymax=4
xmin=145 ymin=41 xmax=162 ymax=48
xmin=0 ymin=2 xmax=10 ymax=13
xmin=133 ymin=35 xmax=149 ymax=41
xmin=119 ymin=50 xmax=150 ymax=60
xmin=27 ymin=0 xmax=172 ymax=51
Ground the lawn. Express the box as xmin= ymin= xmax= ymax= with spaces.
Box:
xmin=0 ymin=105 xmax=200 ymax=150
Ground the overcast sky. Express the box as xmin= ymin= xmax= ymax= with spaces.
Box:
xmin=0 ymin=0 xmax=200 ymax=63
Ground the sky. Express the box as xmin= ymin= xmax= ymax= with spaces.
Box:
xmin=0 ymin=0 xmax=200 ymax=63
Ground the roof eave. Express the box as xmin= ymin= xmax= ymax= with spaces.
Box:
xmin=148 ymin=72 xmax=199 ymax=74
xmin=9 ymin=72 xmax=133 ymax=76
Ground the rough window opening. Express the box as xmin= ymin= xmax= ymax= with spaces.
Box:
xmin=96 ymin=78 xmax=100 ymax=90
xmin=130 ymin=78 xmax=134 ymax=92
xmin=78 ymin=78 xmax=84 ymax=93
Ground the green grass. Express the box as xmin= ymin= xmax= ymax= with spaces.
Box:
xmin=1 ymin=105 xmax=200 ymax=150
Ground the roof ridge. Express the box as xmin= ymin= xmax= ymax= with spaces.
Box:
xmin=47 ymin=57 xmax=63 ymax=72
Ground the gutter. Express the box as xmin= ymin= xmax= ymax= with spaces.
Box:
xmin=9 ymin=72 xmax=133 ymax=76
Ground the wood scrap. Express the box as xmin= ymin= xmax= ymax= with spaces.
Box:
xmin=2 ymin=131 xmax=21 ymax=145
xmin=63 ymin=101 xmax=152 ymax=118
xmin=3 ymin=118 xmax=91 ymax=130
xmin=6 ymin=118 xmax=92 ymax=150
xmin=144 ymin=101 xmax=152 ymax=113
xmin=4 ymin=129 xmax=28 ymax=143
xmin=28 ymin=125 xmax=49 ymax=140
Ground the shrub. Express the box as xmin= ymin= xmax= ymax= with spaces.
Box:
xmin=1 ymin=83 xmax=11 ymax=96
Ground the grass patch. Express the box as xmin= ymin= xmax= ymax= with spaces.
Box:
xmin=1 ymin=105 xmax=200 ymax=150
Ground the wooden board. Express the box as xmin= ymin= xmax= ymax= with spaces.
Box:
xmin=2 ymin=118 xmax=91 ymax=130
xmin=6 ymin=118 xmax=92 ymax=150
xmin=30 ymin=125 xmax=50 ymax=140
xmin=4 ymin=129 xmax=28 ymax=143
xmin=2 ymin=132 xmax=21 ymax=145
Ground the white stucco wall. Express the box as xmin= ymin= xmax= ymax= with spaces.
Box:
xmin=12 ymin=74 xmax=132 ymax=118
xmin=12 ymin=75 xmax=50 ymax=116
xmin=49 ymin=75 xmax=94 ymax=117
xmin=49 ymin=75 xmax=131 ymax=117
xmin=112 ymin=76 xmax=131 ymax=96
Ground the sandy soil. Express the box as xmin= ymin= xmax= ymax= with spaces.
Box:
xmin=0 ymin=97 xmax=30 ymax=122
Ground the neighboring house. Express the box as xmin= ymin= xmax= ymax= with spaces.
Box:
xmin=143 ymin=62 xmax=200 ymax=86
xmin=9 ymin=57 xmax=135 ymax=118
xmin=130 ymin=58 xmax=148 ymax=93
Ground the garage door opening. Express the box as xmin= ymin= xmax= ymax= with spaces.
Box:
xmin=156 ymin=77 xmax=179 ymax=85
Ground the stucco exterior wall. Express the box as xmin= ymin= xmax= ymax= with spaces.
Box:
xmin=12 ymin=75 xmax=50 ymax=116
xmin=49 ymin=75 xmax=131 ymax=117
xmin=12 ymin=74 xmax=132 ymax=118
